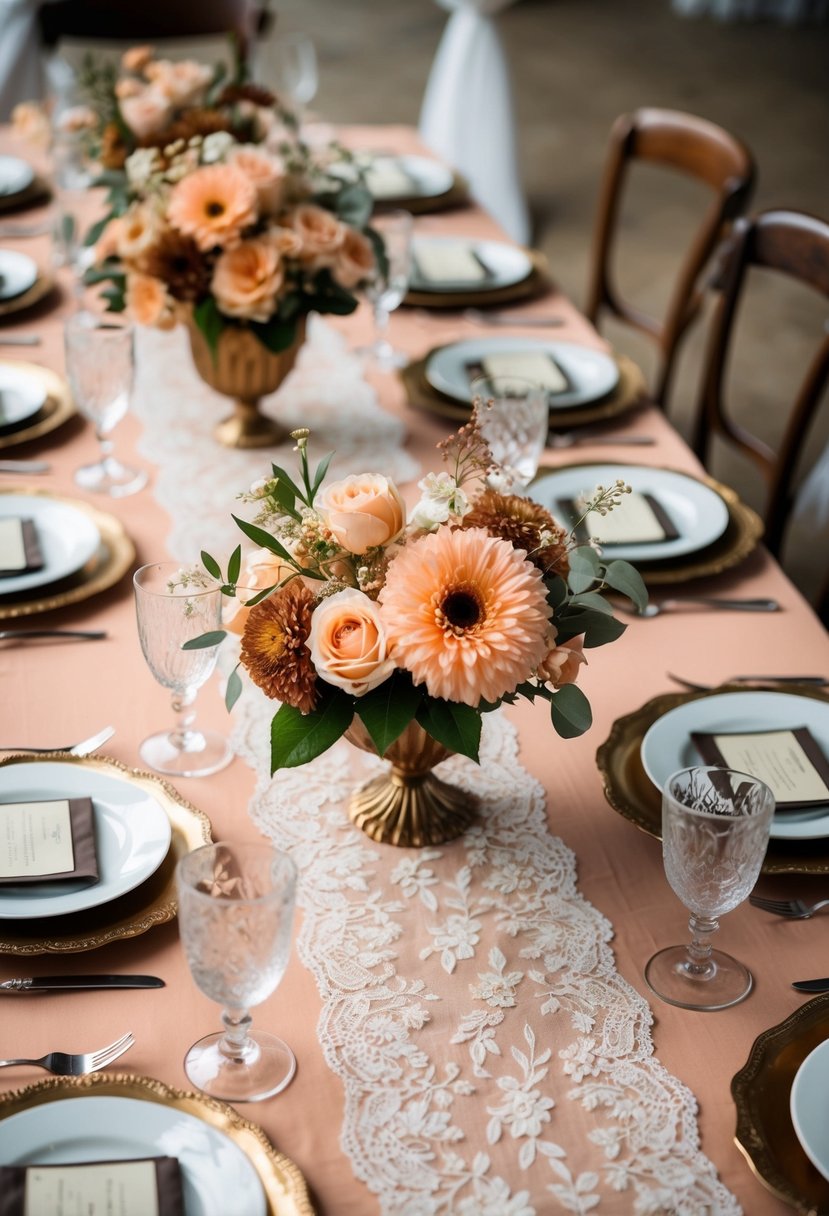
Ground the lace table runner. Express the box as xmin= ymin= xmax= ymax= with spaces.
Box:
xmin=134 ymin=320 xmax=740 ymax=1214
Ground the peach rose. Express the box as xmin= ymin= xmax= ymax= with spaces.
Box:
xmin=223 ymin=548 xmax=294 ymax=635
xmin=308 ymin=588 xmax=395 ymax=696
xmin=145 ymin=58 xmax=212 ymax=107
xmin=333 ymin=227 xmax=375 ymax=289
xmin=125 ymin=272 xmax=176 ymax=330
xmin=211 ymin=235 xmax=284 ymax=322
xmin=115 ymin=78 xmax=143 ymax=101
xmin=120 ymin=87 xmax=172 ymax=139
xmin=287 ymin=203 xmax=345 ymax=264
xmin=117 ymin=203 xmax=162 ymax=262
xmin=168 ymin=163 xmax=257 ymax=251
xmin=94 ymin=216 xmax=124 ymax=262
xmin=537 ymin=635 xmax=587 ymax=688
xmin=318 ymin=474 xmax=405 ymax=555
xmin=268 ymin=226 xmax=303 ymax=258
xmin=228 ymin=145 xmax=285 ymax=216
xmin=121 ymin=45 xmax=154 ymax=74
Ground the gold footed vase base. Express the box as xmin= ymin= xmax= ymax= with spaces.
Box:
xmin=214 ymin=400 xmax=287 ymax=449
xmin=348 ymin=769 xmax=478 ymax=847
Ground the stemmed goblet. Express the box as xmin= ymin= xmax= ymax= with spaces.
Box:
xmin=64 ymin=313 xmax=147 ymax=496
xmin=271 ymin=32 xmax=319 ymax=128
xmin=472 ymin=374 xmax=548 ymax=492
xmin=133 ymin=562 xmax=233 ymax=778
xmin=645 ymin=765 xmax=774 ymax=1011
xmin=177 ymin=841 xmax=297 ymax=1102
xmin=358 ymin=209 xmax=413 ymax=371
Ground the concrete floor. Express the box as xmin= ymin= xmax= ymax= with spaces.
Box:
xmin=261 ymin=0 xmax=829 ymax=602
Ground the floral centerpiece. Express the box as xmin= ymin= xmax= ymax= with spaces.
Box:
xmin=188 ymin=411 xmax=647 ymax=846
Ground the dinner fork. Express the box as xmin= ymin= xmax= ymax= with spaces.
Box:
xmin=547 ymin=431 xmax=655 ymax=449
xmin=0 ymin=724 xmax=115 ymax=755
xmin=748 ymin=894 xmax=829 ymax=919
xmin=667 ymin=672 xmax=828 ymax=692
xmin=0 ymin=1031 xmax=134 ymax=1075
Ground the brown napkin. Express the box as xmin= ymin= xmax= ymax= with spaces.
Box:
xmin=0 ymin=1158 xmax=183 ymax=1216
xmin=0 ymin=797 xmax=98 ymax=885
xmin=0 ymin=518 xmax=43 ymax=577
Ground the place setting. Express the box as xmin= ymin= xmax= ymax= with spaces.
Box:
xmin=352 ymin=150 xmax=469 ymax=213
xmin=402 ymin=232 xmax=552 ymax=309
xmin=0 ymin=153 xmax=50 ymax=216
xmin=0 ymin=248 xmax=54 ymax=320
xmin=0 ymin=361 xmax=76 ymax=452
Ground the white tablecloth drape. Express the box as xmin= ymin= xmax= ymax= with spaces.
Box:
xmin=419 ymin=0 xmax=530 ymax=246
xmin=0 ymin=0 xmax=45 ymax=120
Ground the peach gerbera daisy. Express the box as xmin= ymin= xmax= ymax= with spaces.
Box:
xmin=167 ymin=164 xmax=257 ymax=251
xmin=379 ymin=527 xmax=552 ymax=706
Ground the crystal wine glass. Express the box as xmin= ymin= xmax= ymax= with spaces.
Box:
xmin=177 ymin=841 xmax=297 ymax=1102
xmin=472 ymin=374 xmax=549 ymax=492
xmin=64 ymin=313 xmax=147 ymax=496
xmin=645 ymin=765 xmax=774 ymax=1011
xmin=358 ymin=209 xmax=413 ymax=371
xmin=271 ymin=32 xmax=319 ymax=127
xmin=133 ymin=562 xmax=233 ymax=778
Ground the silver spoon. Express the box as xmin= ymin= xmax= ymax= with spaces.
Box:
xmin=620 ymin=597 xmax=780 ymax=618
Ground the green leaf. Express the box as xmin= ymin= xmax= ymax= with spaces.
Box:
xmin=417 ymin=698 xmax=482 ymax=763
xmin=227 ymin=544 xmax=242 ymax=586
xmin=83 ymin=214 xmax=112 ymax=248
xmin=181 ymin=629 xmax=226 ymax=650
xmin=242 ymin=583 xmax=279 ymax=608
xmin=225 ymin=665 xmax=243 ymax=712
xmin=582 ymin=612 xmax=627 ymax=649
xmin=355 ymin=671 xmax=422 ymax=756
xmin=311 ymin=451 xmax=334 ymax=498
xmin=602 ymin=560 xmax=648 ymax=613
xmin=551 ymin=684 xmax=593 ymax=739
xmin=201 ymin=550 xmax=221 ymax=580
xmin=569 ymin=591 xmax=614 ymax=615
xmin=270 ymin=686 xmax=353 ymax=771
xmin=193 ymin=297 xmax=223 ymax=357
xmin=567 ymin=549 xmax=600 ymax=595
xmin=269 ymin=465 xmax=305 ymax=503
xmin=250 ymin=316 xmax=297 ymax=354
xmin=271 ymin=478 xmax=300 ymax=519
xmin=231 ymin=514 xmax=299 ymax=567
xmin=544 ymin=574 xmax=568 ymax=610
xmin=334 ymin=182 xmax=373 ymax=227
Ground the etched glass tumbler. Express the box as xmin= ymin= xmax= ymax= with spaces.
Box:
xmin=177 ymin=842 xmax=297 ymax=1102
xmin=473 ymin=374 xmax=548 ymax=492
xmin=645 ymin=766 xmax=774 ymax=1011
xmin=133 ymin=562 xmax=232 ymax=778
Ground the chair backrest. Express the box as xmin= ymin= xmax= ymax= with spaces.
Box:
xmin=691 ymin=208 xmax=829 ymax=560
xmin=586 ymin=107 xmax=755 ymax=408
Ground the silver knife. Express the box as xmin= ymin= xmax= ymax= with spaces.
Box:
xmin=791 ymin=979 xmax=829 ymax=993
xmin=0 ymin=975 xmax=165 ymax=993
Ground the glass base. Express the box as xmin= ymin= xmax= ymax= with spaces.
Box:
xmin=644 ymin=945 xmax=753 ymax=1011
xmin=139 ymin=728 xmax=233 ymax=778
xmin=356 ymin=339 xmax=409 ymax=371
xmin=74 ymin=458 xmax=147 ymax=497
xmin=183 ymin=1030 xmax=296 ymax=1102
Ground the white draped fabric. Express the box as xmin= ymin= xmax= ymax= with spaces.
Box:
xmin=419 ymin=0 xmax=530 ymax=246
xmin=0 ymin=0 xmax=45 ymax=120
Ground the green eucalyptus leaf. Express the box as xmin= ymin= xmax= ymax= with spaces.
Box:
xmin=231 ymin=514 xmax=299 ymax=567
xmin=270 ymin=686 xmax=353 ymax=771
xmin=201 ymin=550 xmax=222 ymax=580
xmin=227 ymin=545 xmax=242 ymax=585
xmin=582 ymin=612 xmax=627 ymax=648
xmin=416 ymin=698 xmax=482 ymax=764
xmin=551 ymin=683 xmax=593 ymax=739
xmin=355 ymin=671 xmax=422 ymax=756
xmin=224 ymin=665 xmax=243 ymax=712
xmin=544 ymin=574 xmax=568 ymax=609
xmin=567 ymin=550 xmax=600 ymax=595
xmin=602 ymin=560 xmax=648 ymax=612
xmin=311 ymin=451 xmax=334 ymax=497
xmin=242 ymin=583 xmax=279 ymax=608
xmin=269 ymin=465 xmax=305 ymax=503
xmin=181 ymin=630 xmax=226 ymax=650
xmin=569 ymin=590 xmax=614 ymax=615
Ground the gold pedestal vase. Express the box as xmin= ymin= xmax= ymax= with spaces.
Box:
xmin=345 ymin=719 xmax=479 ymax=848
xmin=186 ymin=316 xmax=306 ymax=449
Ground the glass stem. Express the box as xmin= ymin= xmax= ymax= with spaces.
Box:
xmin=219 ymin=1007 xmax=254 ymax=1063
xmin=170 ymin=689 xmax=197 ymax=750
xmin=685 ymin=913 xmax=719 ymax=976
xmin=373 ymin=300 xmax=390 ymax=350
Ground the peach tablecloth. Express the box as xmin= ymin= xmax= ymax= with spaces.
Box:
xmin=0 ymin=124 xmax=828 ymax=1215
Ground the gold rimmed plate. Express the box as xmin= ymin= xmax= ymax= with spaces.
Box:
xmin=0 ymin=271 xmax=56 ymax=320
xmin=596 ymin=685 xmax=829 ymax=874
xmin=732 ymin=994 xmax=829 ymax=1214
xmin=0 ymin=485 xmax=134 ymax=619
xmin=0 ymin=1073 xmax=314 ymax=1215
xmin=0 ymin=363 xmax=76 ymax=450
xmin=0 ymin=753 xmax=212 ymax=954
xmin=0 ymin=174 xmax=51 ymax=216
xmin=403 ymin=248 xmax=551 ymax=309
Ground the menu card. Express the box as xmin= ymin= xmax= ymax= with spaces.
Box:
xmin=0 ymin=797 xmax=98 ymax=885
xmin=478 ymin=351 xmax=570 ymax=395
xmin=0 ymin=1158 xmax=183 ymax=1216
xmin=691 ymin=726 xmax=829 ymax=810
xmin=0 ymin=518 xmax=43 ymax=577
xmin=560 ymin=491 xmax=679 ymax=546
xmin=414 ymin=241 xmax=491 ymax=285
xmin=364 ymin=157 xmax=419 ymax=199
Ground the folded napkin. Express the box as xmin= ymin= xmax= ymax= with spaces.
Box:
xmin=561 ymin=491 xmax=679 ymax=546
xmin=472 ymin=351 xmax=572 ymax=396
xmin=692 ymin=726 xmax=829 ymax=811
xmin=413 ymin=241 xmax=492 ymax=285
xmin=0 ymin=1158 xmax=183 ymax=1216
xmin=0 ymin=797 xmax=98 ymax=885
xmin=364 ymin=157 xmax=420 ymax=200
xmin=0 ymin=517 xmax=43 ymax=577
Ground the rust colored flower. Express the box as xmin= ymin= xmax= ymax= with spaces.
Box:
xmin=100 ymin=122 xmax=128 ymax=170
xmin=137 ymin=108 xmax=233 ymax=150
xmin=461 ymin=490 xmax=570 ymax=578
xmin=240 ymin=580 xmax=318 ymax=713
xmin=139 ymin=229 xmax=211 ymax=301
xmin=218 ymin=83 xmax=276 ymax=108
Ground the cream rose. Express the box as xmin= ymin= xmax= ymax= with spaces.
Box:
xmin=121 ymin=45 xmax=154 ymax=74
xmin=120 ymin=88 xmax=172 ymax=139
xmin=228 ymin=145 xmax=285 ymax=216
xmin=211 ymin=235 xmax=284 ymax=322
xmin=318 ymin=474 xmax=405 ymax=554
xmin=287 ymin=203 xmax=345 ymax=264
xmin=308 ymin=589 xmax=395 ymax=696
xmin=332 ymin=227 xmax=375 ymax=289
xmin=223 ymin=548 xmax=294 ymax=636
xmin=537 ymin=635 xmax=587 ymax=688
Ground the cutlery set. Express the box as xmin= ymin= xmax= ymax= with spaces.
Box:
xmin=0 ymin=1031 xmax=135 ymax=1076
xmin=620 ymin=596 xmax=781 ymax=618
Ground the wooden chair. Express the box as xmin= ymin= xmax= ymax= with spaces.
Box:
xmin=586 ymin=107 xmax=756 ymax=409
xmin=691 ymin=209 xmax=829 ymax=565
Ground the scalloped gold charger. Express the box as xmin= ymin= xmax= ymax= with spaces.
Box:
xmin=403 ymin=248 xmax=551 ymax=309
xmin=732 ymin=994 xmax=829 ymax=1214
xmin=0 ymin=1073 xmax=314 ymax=1216
xmin=0 ymin=362 xmax=76 ymax=451
xmin=595 ymin=685 xmax=829 ymax=875
xmin=0 ymin=753 xmax=212 ymax=954
xmin=0 ymin=485 xmax=134 ymax=620
xmin=402 ymin=349 xmax=647 ymax=429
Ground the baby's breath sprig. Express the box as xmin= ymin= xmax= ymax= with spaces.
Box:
xmin=436 ymin=401 xmax=494 ymax=490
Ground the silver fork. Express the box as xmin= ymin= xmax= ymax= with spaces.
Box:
xmin=0 ymin=1031 xmax=135 ymax=1075
xmin=0 ymin=725 xmax=115 ymax=756
xmin=749 ymin=894 xmax=829 ymax=919
xmin=548 ymin=432 xmax=655 ymax=449
xmin=668 ymin=672 xmax=828 ymax=692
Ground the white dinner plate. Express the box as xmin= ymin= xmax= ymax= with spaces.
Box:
xmin=529 ymin=463 xmax=730 ymax=562
xmin=0 ymin=364 xmax=47 ymax=429
xmin=0 ymin=155 xmax=34 ymax=198
xmin=640 ymin=691 xmax=829 ymax=841
xmin=0 ymin=760 xmax=172 ymax=918
xmin=790 ymin=1038 xmax=829 ymax=1183
xmin=426 ymin=337 xmax=621 ymax=410
xmin=0 ymin=494 xmax=101 ymax=595
xmin=410 ymin=237 xmax=533 ymax=293
xmin=0 ymin=1096 xmax=266 ymax=1216
xmin=365 ymin=154 xmax=454 ymax=200
xmin=0 ymin=249 xmax=38 ymax=301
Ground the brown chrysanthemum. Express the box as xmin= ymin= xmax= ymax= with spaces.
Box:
xmin=138 ymin=108 xmax=232 ymax=149
xmin=139 ymin=230 xmax=211 ymax=301
xmin=240 ymin=581 xmax=319 ymax=713
xmin=100 ymin=122 xmax=128 ymax=170
xmin=218 ymin=83 xmax=276 ymax=108
xmin=461 ymin=490 xmax=570 ymax=577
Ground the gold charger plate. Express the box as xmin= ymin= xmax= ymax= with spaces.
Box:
xmin=732 ymin=994 xmax=829 ymax=1214
xmin=0 ymin=485 xmax=134 ymax=619
xmin=0 ymin=362 xmax=76 ymax=451
xmin=402 ymin=347 xmax=647 ymax=429
xmin=403 ymin=248 xmax=551 ymax=309
xmin=0 ymin=271 xmax=56 ymax=319
xmin=596 ymin=684 xmax=829 ymax=875
xmin=0 ymin=174 xmax=51 ymax=215
xmin=0 ymin=753 xmax=212 ymax=954
xmin=0 ymin=1073 xmax=314 ymax=1216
